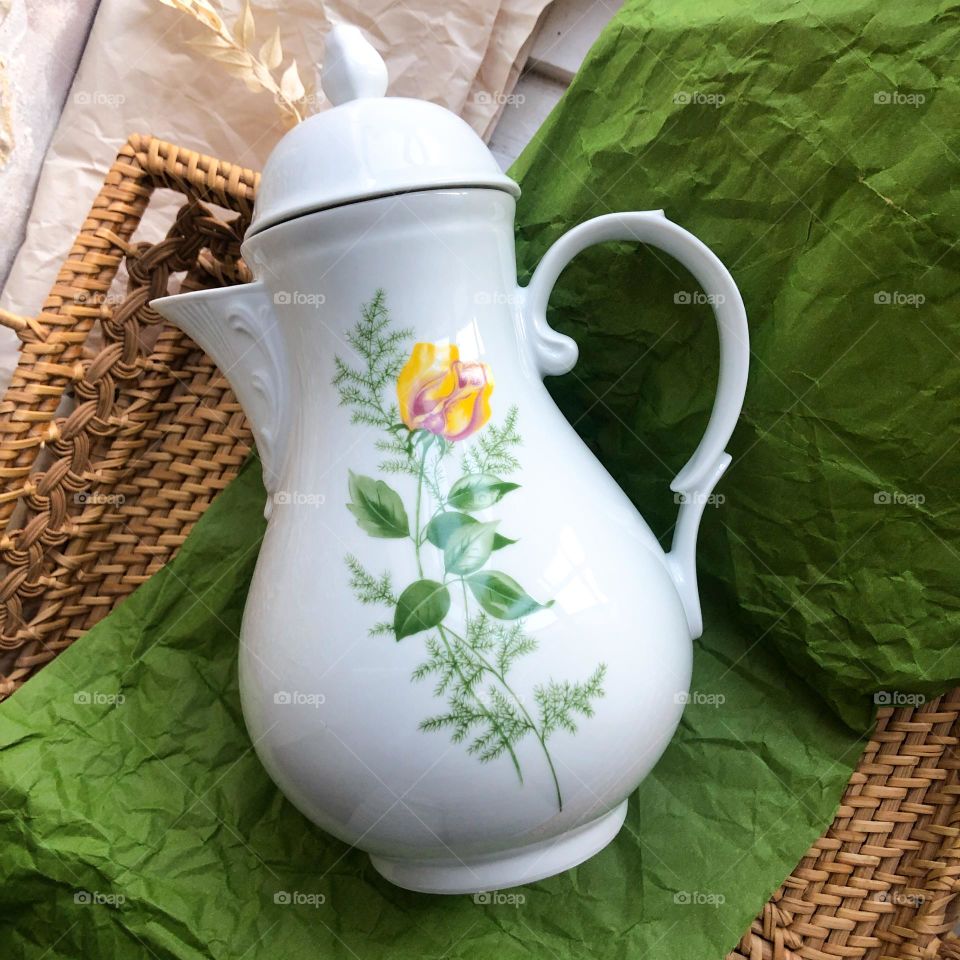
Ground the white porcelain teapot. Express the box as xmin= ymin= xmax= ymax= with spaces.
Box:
xmin=152 ymin=25 xmax=749 ymax=894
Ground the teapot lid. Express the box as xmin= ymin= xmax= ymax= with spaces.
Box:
xmin=248 ymin=25 xmax=521 ymax=237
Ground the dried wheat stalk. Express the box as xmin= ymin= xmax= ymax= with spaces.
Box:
xmin=155 ymin=0 xmax=320 ymax=126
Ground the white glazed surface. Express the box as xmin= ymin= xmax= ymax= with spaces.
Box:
xmin=150 ymin=186 xmax=751 ymax=893
xmin=239 ymin=189 xmax=693 ymax=888
xmin=147 ymin=20 xmax=750 ymax=895
xmin=247 ymin=27 xmax=520 ymax=237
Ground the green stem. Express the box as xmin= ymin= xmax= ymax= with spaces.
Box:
xmin=410 ymin=443 xmax=523 ymax=782
xmin=533 ymin=731 xmax=563 ymax=813
xmin=436 ymin=624 xmax=524 ymax=784
xmin=443 ymin=622 xmax=563 ymax=812
xmin=412 ymin=440 xmax=430 ymax=578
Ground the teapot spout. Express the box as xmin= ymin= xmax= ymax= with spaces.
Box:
xmin=150 ymin=283 xmax=290 ymax=509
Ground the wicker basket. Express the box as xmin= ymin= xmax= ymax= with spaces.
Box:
xmin=0 ymin=134 xmax=957 ymax=959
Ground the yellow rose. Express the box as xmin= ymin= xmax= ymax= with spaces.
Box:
xmin=397 ymin=342 xmax=493 ymax=442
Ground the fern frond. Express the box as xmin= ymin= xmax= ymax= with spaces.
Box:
xmin=494 ymin=622 xmax=538 ymax=676
xmin=332 ymin=290 xmax=413 ymax=429
xmin=462 ymin=404 xmax=522 ymax=475
xmin=375 ymin=435 xmax=419 ymax=476
xmin=464 ymin=612 xmax=496 ymax=654
xmin=535 ymin=664 xmax=608 ymax=739
xmin=345 ymin=554 xmax=396 ymax=606
xmin=419 ymin=714 xmax=456 ymax=733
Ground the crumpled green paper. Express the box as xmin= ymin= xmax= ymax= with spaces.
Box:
xmin=0 ymin=460 xmax=860 ymax=959
xmin=2 ymin=0 xmax=958 ymax=956
xmin=511 ymin=0 xmax=960 ymax=725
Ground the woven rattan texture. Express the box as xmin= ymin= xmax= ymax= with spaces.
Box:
xmin=0 ymin=135 xmax=956 ymax=958
xmin=727 ymin=690 xmax=960 ymax=960
xmin=0 ymin=135 xmax=257 ymax=695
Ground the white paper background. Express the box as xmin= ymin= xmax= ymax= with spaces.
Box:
xmin=0 ymin=0 xmax=551 ymax=388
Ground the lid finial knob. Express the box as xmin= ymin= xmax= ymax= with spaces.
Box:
xmin=322 ymin=25 xmax=388 ymax=106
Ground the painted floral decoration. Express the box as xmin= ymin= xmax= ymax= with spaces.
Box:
xmin=333 ymin=290 xmax=606 ymax=811
xmin=397 ymin=342 xmax=493 ymax=442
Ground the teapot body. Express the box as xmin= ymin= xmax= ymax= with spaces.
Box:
xmin=237 ymin=188 xmax=692 ymax=892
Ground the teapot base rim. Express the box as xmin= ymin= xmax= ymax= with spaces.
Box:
xmin=368 ymin=799 xmax=628 ymax=895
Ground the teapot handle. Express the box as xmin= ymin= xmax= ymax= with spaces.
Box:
xmin=522 ymin=210 xmax=749 ymax=638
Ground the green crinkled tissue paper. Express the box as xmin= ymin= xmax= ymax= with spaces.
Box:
xmin=2 ymin=0 xmax=958 ymax=956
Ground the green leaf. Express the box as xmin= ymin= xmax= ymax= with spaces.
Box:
xmin=444 ymin=521 xmax=498 ymax=575
xmin=411 ymin=428 xmax=436 ymax=450
xmin=425 ymin=511 xmax=474 ymax=548
xmin=347 ymin=472 xmax=409 ymax=538
xmin=394 ymin=580 xmax=451 ymax=640
xmin=465 ymin=571 xmax=550 ymax=620
xmin=426 ymin=512 xmax=516 ymax=551
xmin=447 ymin=473 xmax=519 ymax=511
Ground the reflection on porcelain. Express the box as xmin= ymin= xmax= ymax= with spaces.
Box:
xmin=151 ymin=24 xmax=749 ymax=894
